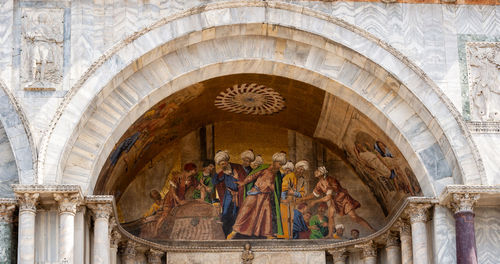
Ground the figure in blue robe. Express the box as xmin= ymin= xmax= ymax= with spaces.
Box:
xmin=292 ymin=209 xmax=310 ymax=239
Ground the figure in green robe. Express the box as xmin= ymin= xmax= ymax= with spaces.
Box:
xmin=192 ymin=160 xmax=216 ymax=203
xmin=309 ymin=202 xmax=329 ymax=239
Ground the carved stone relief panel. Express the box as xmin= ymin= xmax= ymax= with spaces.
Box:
xmin=21 ymin=8 xmax=64 ymax=90
xmin=466 ymin=42 xmax=500 ymax=122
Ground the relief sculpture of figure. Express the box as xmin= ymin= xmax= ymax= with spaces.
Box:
xmin=213 ymin=150 xmax=248 ymax=237
xmin=301 ymin=166 xmax=375 ymax=238
xmin=228 ymin=152 xmax=287 ymax=239
xmin=24 ymin=12 xmax=63 ymax=85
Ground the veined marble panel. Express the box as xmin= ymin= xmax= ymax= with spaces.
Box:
xmin=0 ymin=123 xmax=18 ymax=198
xmin=432 ymin=205 xmax=456 ymax=264
xmin=472 ymin=134 xmax=500 ymax=185
xmin=475 ymin=207 xmax=500 ymax=264
xmin=34 ymin=210 xmax=59 ymax=263
xmin=167 ymin=251 xmax=326 ymax=264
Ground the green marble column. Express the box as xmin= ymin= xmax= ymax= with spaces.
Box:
xmin=0 ymin=202 xmax=16 ymax=264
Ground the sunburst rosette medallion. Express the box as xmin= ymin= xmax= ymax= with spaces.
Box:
xmin=214 ymin=83 xmax=285 ymax=115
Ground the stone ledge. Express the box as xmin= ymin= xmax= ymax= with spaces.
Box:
xmin=467 ymin=121 xmax=500 ymax=134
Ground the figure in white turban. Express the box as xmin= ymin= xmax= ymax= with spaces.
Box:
xmin=243 ymin=155 xmax=268 ymax=200
xmin=240 ymin=149 xmax=256 ymax=175
xmin=300 ymin=166 xmax=375 ymax=238
xmin=212 ymin=150 xmax=249 ymax=237
xmin=228 ymin=152 xmax=287 ymax=239
xmin=279 ymin=160 xmax=309 ymax=238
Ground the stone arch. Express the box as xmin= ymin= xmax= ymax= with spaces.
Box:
xmin=38 ymin=2 xmax=484 ymax=195
xmin=0 ymin=79 xmax=35 ymax=186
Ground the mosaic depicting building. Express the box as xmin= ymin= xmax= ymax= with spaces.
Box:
xmin=0 ymin=0 xmax=499 ymax=263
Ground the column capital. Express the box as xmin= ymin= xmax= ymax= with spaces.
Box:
xmin=147 ymin=249 xmax=164 ymax=264
xmin=395 ymin=218 xmax=411 ymax=236
xmin=327 ymin=247 xmax=347 ymax=262
xmin=88 ymin=203 xmax=113 ymax=220
xmin=385 ymin=231 xmax=400 ymax=248
xmin=355 ymin=240 xmax=377 ymax=259
xmin=16 ymin=192 xmax=39 ymax=213
xmin=121 ymin=241 xmax=137 ymax=261
xmin=450 ymin=193 xmax=480 ymax=214
xmin=54 ymin=193 xmax=81 ymax=215
xmin=408 ymin=203 xmax=432 ymax=224
xmin=0 ymin=200 xmax=16 ymax=223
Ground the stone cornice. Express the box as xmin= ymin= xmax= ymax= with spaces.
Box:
xmin=85 ymin=195 xmax=114 ymax=204
xmin=467 ymin=121 xmax=500 ymax=134
xmin=438 ymin=185 xmax=500 ymax=206
xmin=12 ymin=184 xmax=83 ymax=196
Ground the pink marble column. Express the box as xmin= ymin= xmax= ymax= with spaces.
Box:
xmin=397 ymin=219 xmax=413 ymax=264
xmin=54 ymin=193 xmax=81 ymax=264
xmin=452 ymin=193 xmax=479 ymax=264
xmin=89 ymin=203 xmax=113 ymax=264
xmin=327 ymin=248 xmax=347 ymax=264
xmin=16 ymin=193 xmax=39 ymax=264
xmin=408 ymin=203 xmax=432 ymax=264
xmin=355 ymin=240 xmax=377 ymax=264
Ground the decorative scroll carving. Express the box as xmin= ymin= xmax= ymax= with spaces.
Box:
xmin=408 ymin=203 xmax=432 ymax=224
xmin=21 ymin=8 xmax=64 ymax=90
xmin=327 ymin=247 xmax=347 ymax=263
xmin=466 ymin=42 xmax=500 ymax=122
xmin=16 ymin=193 xmax=39 ymax=213
xmin=88 ymin=203 xmax=112 ymax=220
xmin=450 ymin=193 xmax=480 ymax=214
xmin=241 ymin=243 xmax=254 ymax=264
xmin=0 ymin=203 xmax=16 ymax=223
xmin=54 ymin=193 xmax=81 ymax=215
xmin=355 ymin=240 xmax=377 ymax=259
xmin=147 ymin=249 xmax=164 ymax=264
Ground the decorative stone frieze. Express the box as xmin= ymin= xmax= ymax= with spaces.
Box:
xmin=147 ymin=249 xmax=164 ymax=264
xmin=327 ymin=248 xmax=347 ymax=263
xmin=450 ymin=193 xmax=480 ymax=214
xmin=408 ymin=203 xmax=432 ymax=224
xmin=54 ymin=193 xmax=81 ymax=215
xmin=16 ymin=193 xmax=39 ymax=213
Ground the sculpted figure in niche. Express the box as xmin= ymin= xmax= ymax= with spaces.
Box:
xmin=23 ymin=11 xmax=63 ymax=87
xmin=468 ymin=43 xmax=500 ymax=121
xmin=300 ymin=166 xmax=375 ymax=238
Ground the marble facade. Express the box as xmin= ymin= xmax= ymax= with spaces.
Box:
xmin=0 ymin=1 xmax=497 ymax=264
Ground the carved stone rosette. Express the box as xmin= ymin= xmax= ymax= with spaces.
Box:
xmin=451 ymin=193 xmax=480 ymax=214
xmin=54 ymin=193 xmax=81 ymax=215
xmin=16 ymin=193 xmax=39 ymax=213
xmin=355 ymin=240 xmax=377 ymax=259
xmin=327 ymin=248 xmax=347 ymax=263
xmin=147 ymin=249 xmax=164 ymax=264
xmin=0 ymin=204 xmax=16 ymax=223
xmin=88 ymin=203 xmax=112 ymax=220
xmin=408 ymin=203 xmax=432 ymax=224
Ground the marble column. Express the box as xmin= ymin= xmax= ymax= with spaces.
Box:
xmin=452 ymin=193 xmax=480 ymax=264
xmin=0 ymin=202 xmax=16 ymax=264
xmin=16 ymin=193 xmax=39 ymax=264
xmin=121 ymin=241 xmax=137 ymax=264
xmin=54 ymin=193 xmax=80 ymax=264
xmin=327 ymin=248 xmax=347 ymax=264
xmin=89 ymin=203 xmax=113 ymax=264
xmin=355 ymin=240 xmax=377 ymax=264
xmin=386 ymin=231 xmax=401 ymax=264
xmin=408 ymin=203 xmax=432 ymax=264
xmin=397 ymin=218 xmax=413 ymax=264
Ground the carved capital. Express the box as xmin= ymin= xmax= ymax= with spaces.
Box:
xmin=355 ymin=240 xmax=377 ymax=259
xmin=110 ymin=229 xmax=122 ymax=248
xmin=408 ymin=203 xmax=432 ymax=224
xmin=0 ymin=203 xmax=16 ymax=223
xmin=147 ymin=249 xmax=164 ymax=264
xmin=385 ymin=231 xmax=400 ymax=248
xmin=327 ymin=248 xmax=347 ymax=262
xmin=121 ymin=241 xmax=137 ymax=260
xmin=450 ymin=193 xmax=480 ymax=214
xmin=395 ymin=218 xmax=411 ymax=237
xmin=88 ymin=203 xmax=112 ymax=220
xmin=16 ymin=193 xmax=39 ymax=213
xmin=54 ymin=193 xmax=81 ymax=215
